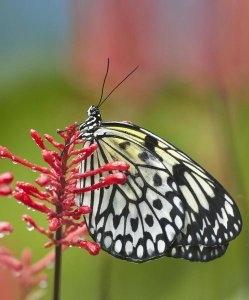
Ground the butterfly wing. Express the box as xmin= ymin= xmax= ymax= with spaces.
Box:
xmin=76 ymin=122 xmax=242 ymax=262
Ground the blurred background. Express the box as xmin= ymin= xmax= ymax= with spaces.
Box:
xmin=0 ymin=1 xmax=249 ymax=299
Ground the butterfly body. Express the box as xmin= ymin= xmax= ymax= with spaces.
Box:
xmin=76 ymin=105 xmax=242 ymax=263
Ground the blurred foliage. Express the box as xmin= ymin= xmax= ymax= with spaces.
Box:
xmin=0 ymin=69 xmax=248 ymax=300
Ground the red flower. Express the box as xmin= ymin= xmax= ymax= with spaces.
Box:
xmin=0 ymin=172 xmax=13 ymax=196
xmin=0 ymin=123 xmax=128 ymax=252
xmin=0 ymin=123 xmax=129 ymax=298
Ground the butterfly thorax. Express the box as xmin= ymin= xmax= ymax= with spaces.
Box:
xmin=79 ymin=105 xmax=102 ymax=141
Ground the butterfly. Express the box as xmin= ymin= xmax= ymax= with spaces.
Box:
xmin=75 ymin=60 xmax=242 ymax=263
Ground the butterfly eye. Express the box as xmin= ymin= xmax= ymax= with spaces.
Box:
xmin=87 ymin=105 xmax=97 ymax=116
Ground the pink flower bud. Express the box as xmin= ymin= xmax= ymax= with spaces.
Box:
xmin=42 ymin=150 xmax=61 ymax=173
xmin=101 ymin=173 xmax=127 ymax=185
xmin=16 ymin=182 xmax=50 ymax=200
xmin=77 ymin=240 xmax=101 ymax=256
xmin=0 ymin=185 xmax=12 ymax=196
xmin=0 ymin=222 xmax=13 ymax=236
xmin=30 ymin=129 xmax=47 ymax=150
xmin=35 ymin=174 xmax=51 ymax=187
xmin=13 ymin=191 xmax=51 ymax=214
xmin=0 ymin=172 xmax=14 ymax=185
xmin=44 ymin=134 xmax=64 ymax=151
xmin=49 ymin=218 xmax=62 ymax=232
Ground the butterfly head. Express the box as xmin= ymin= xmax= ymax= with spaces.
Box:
xmin=79 ymin=105 xmax=102 ymax=141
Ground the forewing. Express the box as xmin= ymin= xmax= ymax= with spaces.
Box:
xmin=142 ymin=129 xmax=242 ymax=248
xmin=76 ymin=122 xmax=242 ymax=262
xmin=113 ymin=123 xmax=242 ymax=243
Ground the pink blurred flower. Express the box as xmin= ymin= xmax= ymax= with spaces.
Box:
xmin=71 ymin=1 xmax=249 ymax=95
xmin=0 ymin=222 xmax=13 ymax=238
xmin=71 ymin=0 xmax=167 ymax=97
xmin=183 ymin=0 xmax=249 ymax=92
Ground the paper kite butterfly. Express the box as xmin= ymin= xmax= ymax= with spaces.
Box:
xmin=75 ymin=60 xmax=242 ymax=263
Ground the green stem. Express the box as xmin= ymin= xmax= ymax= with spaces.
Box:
xmin=53 ymin=226 xmax=63 ymax=300
xmin=99 ymin=256 xmax=112 ymax=300
xmin=53 ymin=134 xmax=71 ymax=300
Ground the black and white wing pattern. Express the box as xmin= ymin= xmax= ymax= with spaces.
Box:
xmin=76 ymin=122 xmax=242 ymax=263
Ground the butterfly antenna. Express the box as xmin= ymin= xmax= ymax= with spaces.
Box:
xmin=97 ymin=58 xmax=110 ymax=108
xmin=98 ymin=65 xmax=139 ymax=108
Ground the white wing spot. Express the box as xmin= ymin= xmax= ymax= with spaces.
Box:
xmin=217 ymin=208 xmax=229 ymax=229
xmin=199 ymin=245 xmax=204 ymax=251
xmin=196 ymin=233 xmax=201 ymax=241
xmin=184 ymin=162 xmax=208 ymax=179
xmin=234 ymin=224 xmax=239 ymax=231
xmin=165 ymin=224 xmax=176 ymax=242
xmin=181 ymin=212 xmax=191 ymax=235
xmin=187 ymin=235 xmax=192 ymax=243
xmin=157 ymin=240 xmax=166 ymax=253
xmin=180 ymin=185 xmax=199 ymax=213
xmin=224 ymin=194 xmax=234 ymax=205
xmin=200 ymin=219 xmax=207 ymax=236
xmin=97 ymin=233 xmax=102 ymax=242
xmin=114 ymin=240 xmax=122 ymax=253
xmin=146 ymin=239 xmax=155 ymax=255
xmin=225 ymin=201 xmax=234 ymax=216
xmin=125 ymin=241 xmax=133 ymax=255
xmin=137 ymin=245 xmax=144 ymax=258
xmin=192 ymin=173 xmax=215 ymax=198
xmin=191 ymin=212 xmax=196 ymax=222
xmin=205 ymin=217 xmax=211 ymax=225
xmin=173 ymin=196 xmax=184 ymax=213
xmin=167 ymin=149 xmax=190 ymax=162
xmin=171 ymin=248 xmax=176 ymax=256
xmin=135 ymin=177 xmax=144 ymax=188
xmin=172 ymin=182 xmax=177 ymax=191
xmin=213 ymin=220 xmax=219 ymax=235
xmin=104 ymin=236 xmax=112 ymax=248
xmin=174 ymin=215 xmax=183 ymax=229
xmin=112 ymin=192 xmax=126 ymax=215
xmin=96 ymin=217 xmax=105 ymax=231
xmin=184 ymin=172 xmax=210 ymax=210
